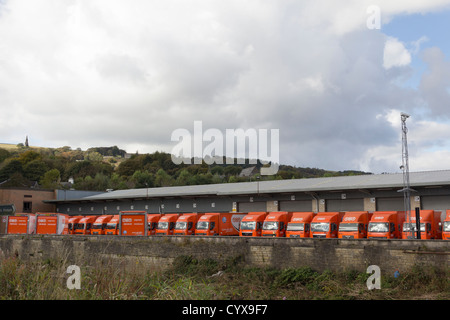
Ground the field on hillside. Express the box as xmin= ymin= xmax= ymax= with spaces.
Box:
xmin=0 ymin=143 xmax=20 ymax=151
xmin=0 ymin=143 xmax=44 ymax=151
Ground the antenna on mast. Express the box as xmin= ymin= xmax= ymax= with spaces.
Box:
xmin=398 ymin=113 xmax=415 ymax=239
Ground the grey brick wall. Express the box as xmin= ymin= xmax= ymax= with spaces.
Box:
xmin=0 ymin=235 xmax=448 ymax=274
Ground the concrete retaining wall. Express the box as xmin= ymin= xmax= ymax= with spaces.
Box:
xmin=0 ymin=235 xmax=448 ymax=274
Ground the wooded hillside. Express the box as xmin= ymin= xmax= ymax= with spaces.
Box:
xmin=0 ymin=144 xmax=369 ymax=191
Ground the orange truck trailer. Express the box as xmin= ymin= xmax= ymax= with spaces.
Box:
xmin=105 ymin=215 xmax=120 ymax=235
xmin=120 ymin=211 xmax=147 ymax=236
xmin=261 ymin=212 xmax=293 ymax=237
xmin=155 ymin=214 xmax=180 ymax=235
xmin=310 ymin=212 xmax=345 ymax=238
xmin=173 ymin=213 xmax=204 ymax=236
xmin=73 ymin=215 xmax=98 ymax=235
xmin=338 ymin=211 xmax=373 ymax=239
xmin=35 ymin=213 xmax=69 ymax=235
xmin=368 ymin=211 xmax=405 ymax=239
xmin=195 ymin=212 xmax=246 ymax=236
xmin=147 ymin=214 xmax=162 ymax=235
xmin=239 ymin=212 xmax=268 ymax=237
xmin=443 ymin=210 xmax=450 ymax=240
xmin=6 ymin=213 xmax=36 ymax=234
xmin=286 ymin=212 xmax=316 ymax=238
xmin=402 ymin=210 xmax=442 ymax=240
xmin=92 ymin=215 xmax=114 ymax=235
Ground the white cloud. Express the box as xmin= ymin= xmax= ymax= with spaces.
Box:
xmin=411 ymin=36 xmax=429 ymax=55
xmin=0 ymin=0 xmax=450 ymax=174
xmin=383 ymin=37 xmax=412 ymax=69
xmin=419 ymin=47 xmax=450 ymax=117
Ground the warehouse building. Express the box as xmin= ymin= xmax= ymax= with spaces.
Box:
xmin=0 ymin=188 xmax=104 ymax=215
xmin=0 ymin=188 xmax=56 ymax=214
xmin=46 ymin=169 xmax=450 ymax=215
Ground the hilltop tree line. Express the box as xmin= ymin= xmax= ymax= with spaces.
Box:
xmin=0 ymin=145 xmax=368 ymax=191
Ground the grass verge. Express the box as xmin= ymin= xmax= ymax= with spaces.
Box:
xmin=0 ymin=255 xmax=448 ymax=300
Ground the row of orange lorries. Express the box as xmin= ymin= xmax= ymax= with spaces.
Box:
xmin=3 ymin=209 xmax=450 ymax=240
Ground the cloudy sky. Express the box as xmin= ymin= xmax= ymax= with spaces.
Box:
xmin=1 ymin=0 xmax=450 ymax=174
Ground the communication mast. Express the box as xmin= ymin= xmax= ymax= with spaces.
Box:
xmin=399 ymin=113 xmax=414 ymax=238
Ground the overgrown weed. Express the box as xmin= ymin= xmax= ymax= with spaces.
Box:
xmin=0 ymin=256 xmax=448 ymax=300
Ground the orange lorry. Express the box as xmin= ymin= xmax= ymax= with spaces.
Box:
xmin=92 ymin=215 xmax=114 ymax=235
xmin=443 ymin=210 xmax=450 ymax=240
xmin=173 ymin=213 xmax=204 ymax=236
xmin=195 ymin=212 xmax=246 ymax=236
xmin=68 ymin=216 xmax=83 ymax=235
xmin=402 ymin=210 xmax=442 ymax=240
xmin=338 ymin=211 xmax=373 ymax=239
xmin=120 ymin=211 xmax=147 ymax=236
xmin=147 ymin=214 xmax=162 ymax=235
xmin=368 ymin=211 xmax=405 ymax=239
xmin=6 ymin=213 xmax=36 ymax=234
xmin=310 ymin=212 xmax=345 ymax=238
xmin=35 ymin=213 xmax=69 ymax=235
xmin=286 ymin=212 xmax=316 ymax=238
xmin=155 ymin=214 xmax=180 ymax=235
xmin=73 ymin=215 xmax=98 ymax=235
xmin=239 ymin=212 xmax=268 ymax=237
xmin=105 ymin=215 xmax=120 ymax=235
xmin=261 ymin=211 xmax=293 ymax=237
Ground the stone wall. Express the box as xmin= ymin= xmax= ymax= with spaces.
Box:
xmin=0 ymin=235 xmax=448 ymax=274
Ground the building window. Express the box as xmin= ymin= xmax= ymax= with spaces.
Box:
xmin=23 ymin=201 xmax=32 ymax=213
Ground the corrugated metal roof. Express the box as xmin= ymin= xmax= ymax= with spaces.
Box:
xmin=49 ymin=169 xmax=450 ymax=203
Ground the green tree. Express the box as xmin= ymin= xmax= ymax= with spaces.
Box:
xmin=66 ymin=160 xmax=112 ymax=179
xmin=175 ymin=169 xmax=193 ymax=186
xmin=110 ymin=173 xmax=128 ymax=190
xmin=84 ymin=151 xmax=103 ymax=162
xmin=131 ymin=170 xmax=154 ymax=188
xmin=74 ymin=175 xmax=93 ymax=190
xmin=40 ymin=169 xmax=61 ymax=189
xmin=23 ymin=160 xmax=49 ymax=181
xmin=92 ymin=173 xmax=110 ymax=191
xmin=192 ymin=173 xmax=213 ymax=185
xmin=18 ymin=150 xmax=41 ymax=165
xmin=224 ymin=166 xmax=242 ymax=176
xmin=117 ymin=156 xmax=141 ymax=177
xmin=155 ymin=169 xmax=174 ymax=187
xmin=0 ymin=159 xmax=23 ymax=181
xmin=1 ymin=172 xmax=28 ymax=188
xmin=210 ymin=166 xmax=224 ymax=176
xmin=0 ymin=148 xmax=11 ymax=163
xmin=211 ymin=174 xmax=224 ymax=184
